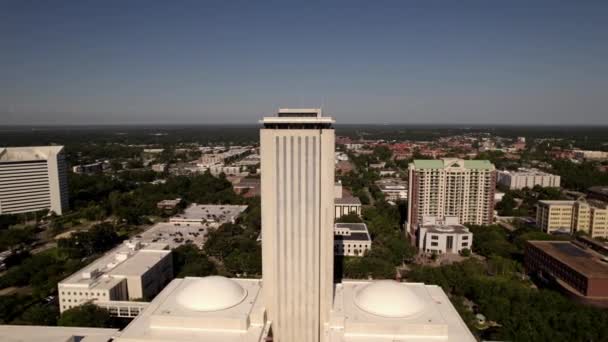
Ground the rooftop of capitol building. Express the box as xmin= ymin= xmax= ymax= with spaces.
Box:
xmin=0 ymin=325 xmax=118 ymax=342
xmin=261 ymin=108 xmax=335 ymax=126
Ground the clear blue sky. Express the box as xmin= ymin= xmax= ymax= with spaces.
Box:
xmin=1 ymin=1 xmax=607 ymax=125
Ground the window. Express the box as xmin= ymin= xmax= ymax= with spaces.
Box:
xmin=462 ymin=236 xmax=469 ymax=240
xmin=431 ymin=235 xmax=439 ymax=240
xmin=431 ymin=242 xmax=438 ymax=247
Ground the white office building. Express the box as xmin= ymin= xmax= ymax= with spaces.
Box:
xmin=417 ymin=216 xmax=473 ymax=254
xmin=497 ymin=168 xmax=560 ymax=190
xmin=58 ymin=240 xmax=172 ymax=313
xmin=260 ymin=108 xmax=335 ymax=342
xmin=334 ymin=223 xmax=371 ymax=256
xmin=0 ymin=146 xmax=68 ymax=215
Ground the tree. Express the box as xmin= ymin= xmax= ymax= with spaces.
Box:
xmin=172 ymin=245 xmax=217 ymax=277
xmin=16 ymin=303 xmax=59 ymax=326
xmin=58 ymin=304 xmax=112 ymax=328
xmin=336 ymin=212 xmax=363 ymax=223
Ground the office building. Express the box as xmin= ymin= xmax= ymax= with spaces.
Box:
xmin=407 ymin=159 xmax=496 ymax=235
xmin=334 ymin=223 xmax=371 ymax=256
xmin=536 ymin=200 xmax=608 ymax=238
xmin=0 ymin=146 xmax=68 ymax=215
xmin=260 ymin=108 xmax=335 ymax=342
xmin=525 ymin=241 xmax=608 ymax=306
xmin=375 ymin=178 xmax=408 ymax=201
xmin=417 ymin=216 xmax=473 ymax=254
xmin=335 ymin=196 xmax=362 ymax=219
xmin=58 ymin=240 xmax=172 ymax=313
xmin=497 ymin=168 xmax=560 ymax=190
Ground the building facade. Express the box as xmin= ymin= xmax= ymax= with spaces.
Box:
xmin=0 ymin=146 xmax=68 ymax=215
xmin=525 ymin=241 xmax=608 ymax=304
xmin=497 ymin=168 xmax=560 ymax=190
xmin=335 ymin=197 xmax=362 ymax=219
xmin=536 ymin=200 xmax=608 ymax=238
xmin=417 ymin=217 xmax=473 ymax=254
xmin=334 ymin=223 xmax=371 ymax=256
xmin=375 ymin=178 xmax=408 ymax=201
xmin=58 ymin=241 xmax=172 ymax=313
xmin=407 ymin=159 xmax=496 ymax=236
xmin=260 ymin=108 xmax=335 ymax=342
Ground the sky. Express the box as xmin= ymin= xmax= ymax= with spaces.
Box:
xmin=1 ymin=1 xmax=607 ymax=125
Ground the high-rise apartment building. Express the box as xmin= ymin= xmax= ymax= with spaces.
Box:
xmin=408 ymin=159 xmax=496 ymax=235
xmin=260 ymin=108 xmax=335 ymax=342
xmin=0 ymin=146 xmax=68 ymax=215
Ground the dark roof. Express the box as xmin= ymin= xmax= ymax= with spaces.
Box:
xmin=334 ymin=232 xmax=370 ymax=241
xmin=527 ymin=241 xmax=608 ymax=278
xmin=335 ymin=223 xmax=367 ymax=231
xmin=335 ymin=197 xmax=361 ymax=205
xmin=589 ymin=186 xmax=608 ymax=195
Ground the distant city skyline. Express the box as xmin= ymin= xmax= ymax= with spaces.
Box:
xmin=1 ymin=1 xmax=607 ymax=125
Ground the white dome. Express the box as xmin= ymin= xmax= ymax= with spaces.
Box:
xmin=176 ymin=276 xmax=247 ymax=312
xmin=354 ymin=280 xmax=426 ymax=318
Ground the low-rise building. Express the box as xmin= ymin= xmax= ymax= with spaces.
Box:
xmin=335 ymin=197 xmax=362 ymax=219
xmin=525 ymin=240 xmax=608 ymax=306
xmin=376 ymin=178 xmax=408 ymax=202
xmin=497 ymin=168 xmax=560 ymax=190
xmin=58 ymin=241 xmax=173 ymax=313
xmin=72 ymin=161 xmax=105 ymax=174
xmin=588 ymin=186 xmax=608 ymax=202
xmin=151 ymin=163 xmax=168 ymax=172
xmin=536 ymin=199 xmax=608 ymax=238
xmin=574 ymin=150 xmax=608 ymax=161
xmin=233 ymin=178 xmax=261 ymax=197
xmin=334 ymin=223 xmax=371 ymax=257
xmin=417 ymin=217 xmax=473 ymax=254
xmin=169 ymin=204 xmax=248 ymax=229
xmin=157 ymin=198 xmax=183 ymax=211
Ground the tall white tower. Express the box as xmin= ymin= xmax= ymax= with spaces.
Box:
xmin=260 ymin=108 xmax=335 ymax=342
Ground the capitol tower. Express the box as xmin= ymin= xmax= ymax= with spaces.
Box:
xmin=260 ymin=108 xmax=335 ymax=342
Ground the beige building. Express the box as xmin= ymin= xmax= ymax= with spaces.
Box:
xmin=260 ymin=108 xmax=335 ymax=342
xmin=407 ymin=159 xmax=496 ymax=236
xmin=58 ymin=240 xmax=172 ymax=313
xmin=0 ymin=146 xmax=68 ymax=215
xmin=497 ymin=168 xmax=560 ymax=190
xmin=536 ymin=200 xmax=608 ymax=238
xmin=335 ymin=197 xmax=362 ymax=219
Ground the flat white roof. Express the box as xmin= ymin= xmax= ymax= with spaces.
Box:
xmin=60 ymin=241 xmax=170 ymax=288
xmin=0 ymin=146 xmax=64 ymax=162
xmin=0 ymin=325 xmax=118 ymax=342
